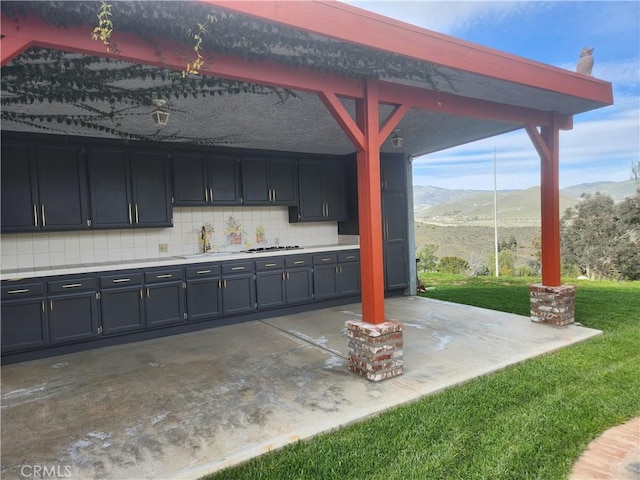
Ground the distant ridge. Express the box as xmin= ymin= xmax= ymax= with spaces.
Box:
xmin=413 ymin=179 xmax=638 ymax=227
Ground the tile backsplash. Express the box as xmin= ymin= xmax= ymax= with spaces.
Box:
xmin=1 ymin=206 xmax=351 ymax=270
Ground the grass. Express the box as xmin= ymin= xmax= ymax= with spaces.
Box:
xmin=205 ymin=275 xmax=640 ymax=480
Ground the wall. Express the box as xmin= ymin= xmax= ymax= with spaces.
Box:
xmin=1 ymin=206 xmax=350 ymax=271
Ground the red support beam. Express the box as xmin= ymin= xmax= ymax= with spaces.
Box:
xmin=379 ymin=103 xmax=410 ymax=147
xmin=355 ymin=81 xmax=386 ymax=324
xmin=318 ymin=91 xmax=365 ymax=151
xmin=539 ymin=114 xmax=562 ymax=286
xmin=525 ymin=124 xmax=552 ymax=164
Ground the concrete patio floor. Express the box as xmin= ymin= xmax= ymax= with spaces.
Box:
xmin=1 ymin=296 xmax=601 ymax=480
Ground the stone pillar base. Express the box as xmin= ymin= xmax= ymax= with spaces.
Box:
xmin=345 ymin=319 xmax=403 ymax=381
xmin=528 ymin=284 xmax=576 ymax=326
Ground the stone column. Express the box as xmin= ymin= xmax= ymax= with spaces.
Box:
xmin=346 ymin=319 xmax=403 ymax=381
xmin=528 ymin=284 xmax=576 ymax=326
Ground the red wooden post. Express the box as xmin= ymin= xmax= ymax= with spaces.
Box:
xmin=540 ymin=114 xmax=562 ymax=287
xmin=355 ymin=81 xmax=386 ymax=324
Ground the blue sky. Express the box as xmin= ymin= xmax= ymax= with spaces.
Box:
xmin=344 ymin=1 xmax=640 ymax=190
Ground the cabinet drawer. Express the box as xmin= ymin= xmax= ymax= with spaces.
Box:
xmin=186 ymin=264 xmax=221 ymax=279
xmin=1 ymin=282 xmax=45 ymax=300
xmin=285 ymin=255 xmax=312 ymax=268
xmin=338 ymin=251 xmax=360 ymax=263
xmin=144 ymin=269 xmax=184 ymax=284
xmin=313 ymin=253 xmax=337 ymax=265
xmin=256 ymin=258 xmax=284 ymax=271
xmin=222 ymin=261 xmax=254 ymax=275
xmin=48 ymin=277 xmax=97 ymax=294
xmin=99 ymin=272 xmax=143 ymax=289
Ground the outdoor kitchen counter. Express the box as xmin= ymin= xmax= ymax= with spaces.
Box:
xmin=0 ymin=244 xmax=360 ymax=281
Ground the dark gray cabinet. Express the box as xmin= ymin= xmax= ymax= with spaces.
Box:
xmin=47 ymin=277 xmax=99 ymax=345
xmin=312 ymin=251 xmax=360 ymax=300
xmin=185 ymin=265 xmax=222 ymax=321
xmin=144 ymin=269 xmax=186 ymax=328
xmin=99 ymin=273 xmax=145 ymax=335
xmin=1 ymin=282 xmax=48 ymax=352
xmin=173 ymin=151 xmax=240 ymax=206
xmin=284 ymin=256 xmax=313 ymax=305
xmin=1 ymin=140 xmax=89 ymax=232
xmin=290 ymin=158 xmax=346 ymax=222
xmin=221 ymin=261 xmax=256 ymax=315
xmin=256 ymin=258 xmax=286 ymax=310
xmin=241 ymin=156 xmax=297 ymax=205
xmin=381 ymin=154 xmax=409 ymax=291
xmin=87 ymin=146 xmax=172 ymax=228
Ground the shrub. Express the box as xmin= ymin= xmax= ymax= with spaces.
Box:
xmin=437 ymin=256 xmax=469 ymax=275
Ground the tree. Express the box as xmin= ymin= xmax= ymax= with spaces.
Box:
xmin=417 ymin=244 xmax=438 ymax=272
xmin=498 ymin=235 xmax=518 ymax=252
xmin=437 ymin=256 xmax=469 ymax=275
xmin=561 ymin=191 xmax=640 ymax=280
xmin=488 ymin=250 xmax=515 ymax=276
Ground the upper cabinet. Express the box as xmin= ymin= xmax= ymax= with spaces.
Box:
xmin=173 ymin=151 xmax=240 ymax=206
xmin=241 ymin=156 xmax=297 ymax=206
xmin=289 ymin=158 xmax=346 ymax=222
xmin=87 ymin=146 xmax=172 ymax=228
xmin=1 ymin=140 xmax=89 ymax=233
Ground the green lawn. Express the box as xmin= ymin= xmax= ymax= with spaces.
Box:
xmin=206 ymin=275 xmax=640 ymax=480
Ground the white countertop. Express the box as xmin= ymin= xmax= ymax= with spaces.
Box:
xmin=1 ymin=245 xmax=360 ymax=281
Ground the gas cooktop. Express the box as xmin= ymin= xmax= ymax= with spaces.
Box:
xmin=243 ymin=246 xmax=300 ymax=253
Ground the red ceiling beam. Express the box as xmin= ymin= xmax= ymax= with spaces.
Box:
xmin=0 ymin=36 xmax=33 ymax=67
xmin=203 ymin=0 xmax=613 ymax=108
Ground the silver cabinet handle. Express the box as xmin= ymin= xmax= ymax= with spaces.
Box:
xmin=135 ymin=204 xmax=139 ymax=224
xmin=346 ymin=255 xmax=356 ymax=260
xmin=113 ymin=278 xmax=130 ymax=283
xmin=42 ymin=300 xmax=45 ymax=313
xmin=210 ymin=188 xmax=213 ymax=201
xmin=128 ymin=204 xmax=133 ymax=224
xmin=320 ymin=258 xmax=332 ymax=262
xmin=273 ymin=189 xmax=276 ymax=202
xmin=231 ymin=266 xmax=245 ymax=271
xmin=196 ymin=270 xmax=211 ymax=275
xmin=264 ymin=263 xmax=277 ymax=267
xmin=7 ymin=289 xmax=30 ymax=294
xmin=293 ymin=261 xmax=305 ymax=265
xmin=205 ymin=188 xmax=209 ymax=203
xmin=62 ymin=283 xmax=83 ymax=289
xmin=156 ymin=274 xmax=173 ymax=279
xmin=41 ymin=204 xmax=46 ymax=227
xmin=146 ymin=288 xmax=150 ymax=298
xmin=49 ymin=300 xmax=53 ymax=311
xmin=33 ymin=205 xmax=38 ymax=227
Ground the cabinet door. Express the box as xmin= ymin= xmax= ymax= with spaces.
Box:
xmin=37 ymin=143 xmax=89 ymax=230
xmin=145 ymin=282 xmax=185 ymax=328
xmin=381 ymin=154 xmax=406 ymax=192
xmin=1 ymin=141 xmax=39 ymax=232
xmin=48 ymin=292 xmax=99 ymax=344
xmin=130 ymin=150 xmax=172 ymax=227
xmin=256 ymin=270 xmax=285 ymax=309
xmin=100 ymin=287 xmax=145 ymax=335
xmin=186 ymin=278 xmax=222 ymax=321
xmin=172 ymin=151 xmax=207 ymax=205
xmin=269 ymin=158 xmax=297 ymax=205
xmin=241 ymin=157 xmax=270 ymax=204
xmin=87 ymin=147 xmax=132 ymax=228
xmin=324 ymin=159 xmax=347 ymax=220
xmin=1 ymin=298 xmax=48 ymax=352
xmin=338 ymin=262 xmax=361 ymax=296
xmin=285 ymin=267 xmax=313 ymax=305
xmin=208 ymin=154 xmax=240 ymax=204
xmin=313 ymin=264 xmax=338 ymax=300
xmin=222 ymin=274 xmax=256 ymax=315
xmin=383 ymin=193 xmax=408 ymax=290
xmin=297 ymin=160 xmax=324 ymax=220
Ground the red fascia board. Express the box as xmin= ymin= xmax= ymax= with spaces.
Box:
xmin=0 ymin=36 xmax=33 ymax=66
xmin=0 ymin=13 xmax=364 ymax=98
xmin=204 ymin=0 xmax=613 ymax=108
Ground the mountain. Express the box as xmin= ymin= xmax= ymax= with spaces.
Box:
xmin=413 ymin=180 xmax=638 ymax=227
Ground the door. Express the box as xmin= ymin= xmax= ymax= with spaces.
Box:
xmin=48 ymin=292 xmax=100 ymax=344
xmin=208 ymin=154 xmax=240 ymax=204
xmin=1 ymin=294 xmax=48 ymax=353
xmin=324 ymin=159 xmax=347 ymax=220
xmin=130 ymin=150 xmax=172 ymax=227
xmin=241 ymin=157 xmax=269 ymax=204
xmin=100 ymin=287 xmax=145 ymax=335
xmin=172 ymin=151 xmax=207 ymax=205
xmin=186 ymin=277 xmax=222 ymax=321
xmin=87 ymin=146 xmax=132 ymax=228
xmin=256 ymin=270 xmax=285 ymax=309
xmin=297 ymin=160 xmax=324 ymax=220
xmin=383 ymin=193 xmax=408 ymax=290
xmin=222 ymin=274 xmax=256 ymax=315
xmin=313 ymin=264 xmax=338 ymax=300
xmin=269 ymin=158 xmax=297 ymax=205
xmin=36 ymin=143 xmax=89 ymax=230
xmin=285 ymin=267 xmax=313 ymax=305
xmin=1 ymin=141 xmax=39 ymax=232
xmin=338 ymin=262 xmax=361 ymax=296
xmin=145 ymin=281 xmax=185 ymax=328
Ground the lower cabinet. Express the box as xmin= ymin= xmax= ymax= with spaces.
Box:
xmin=47 ymin=277 xmax=99 ymax=345
xmin=337 ymin=252 xmax=361 ymax=296
xmin=144 ymin=269 xmax=186 ymax=328
xmin=284 ymin=256 xmax=313 ymax=305
xmin=99 ymin=273 xmax=145 ymax=335
xmin=221 ymin=261 xmax=256 ymax=315
xmin=1 ymin=282 xmax=48 ymax=353
xmin=256 ymin=258 xmax=286 ymax=310
xmin=312 ymin=251 xmax=360 ymax=300
xmin=185 ymin=265 xmax=222 ymax=322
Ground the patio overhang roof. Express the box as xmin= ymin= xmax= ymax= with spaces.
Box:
xmin=0 ymin=1 xmax=613 ymax=157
